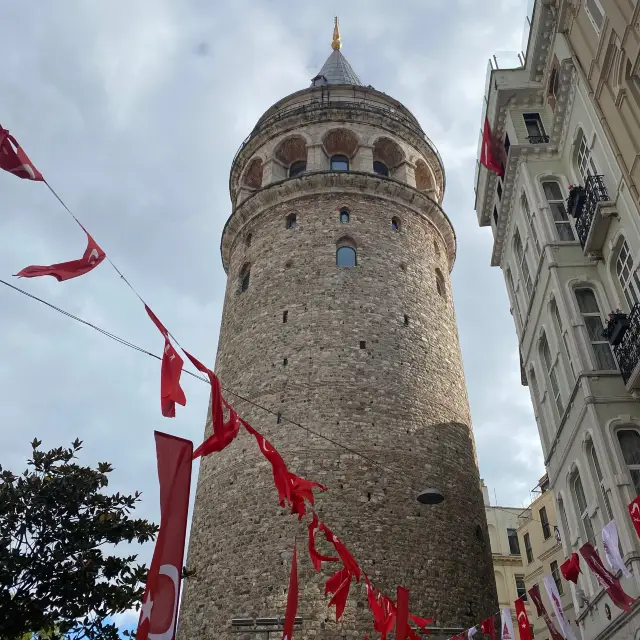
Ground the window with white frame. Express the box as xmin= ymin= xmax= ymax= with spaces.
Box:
xmin=588 ymin=441 xmax=614 ymax=520
xmin=506 ymin=267 xmax=523 ymax=327
xmin=573 ymin=472 xmax=596 ymax=546
xmin=521 ymin=192 xmax=541 ymax=258
xmin=585 ymin=0 xmax=605 ymax=34
xmin=617 ymin=429 xmax=640 ymax=495
xmin=513 ymin=229 xmax=533 ymax=299
xmin=557 ymin=496 xmax=571 ymax=545
xmin=542 ymin=180 xmax=575 ymax=241
xmin=575 ymin=288 xmax=617 ymax=370
xmin=575 ymin=128 xmax=598 ymax=183
xmin=551 ymin=299 xmax=576 ymax=381
xmin=614 ymin=237 xmax=640 ymax=310
xmin=540 ymin=332 xmax=564 ymax=416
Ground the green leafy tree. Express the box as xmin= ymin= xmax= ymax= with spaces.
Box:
xmin=0 ymin=438 xmax=158 ymax=640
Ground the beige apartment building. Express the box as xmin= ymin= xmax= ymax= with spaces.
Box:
xmin=517 ymin=475 xmax=578 ymax=640
xmin=557 ymin=0 xmax=640 ymax=210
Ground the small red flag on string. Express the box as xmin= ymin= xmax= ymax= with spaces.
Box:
xmin=0 ymin=126 xmax=43 ymax=181
xmin=514 ymin=597 xmax=532 ymax=640
xmin=579 ymin=542 xmax=635 ymax=612
xmin=561 ymin=552 xmax=581 ymax=584
xmin=528 ymin=585 xmax=563 ymax=640
xmin=395 ymin=586 xmax=409 ymax=640
xmin=325 ymin=567 xmax=352 ymax=621
xmin=628 ymin=495 xmax=640 ymax=539
xmin=136 ymin=432 xmax=193 ymax=640
xmin=16 ymin=230 xmax=105 ymax=281
xmin=144 ymin=306 xmax=186 ymax=418
xmin=307 ymin=513 xmax=338 ymax=571
xmin=282 ymin=542 xmax=298 ymax=640
xmin=479 ymin=614 xmax=496 ymax=640
xmin=479 ymin=116 xmax=504 ymax=176
xmin=319 ymin=522 xmax=361 ymax=582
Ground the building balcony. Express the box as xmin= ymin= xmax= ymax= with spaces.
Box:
xmin=611 ymin=303 xmax=640 ymax=390
xmin=572 ymin=175 xmax=617 ymax=256
xmin=527 ymin=134 xmax=549 ymax=144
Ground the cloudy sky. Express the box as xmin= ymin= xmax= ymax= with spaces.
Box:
xmin=0 ymin=0 xmax=542 ymax=628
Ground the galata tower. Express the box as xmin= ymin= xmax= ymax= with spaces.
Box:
xmin=179 ymin=20 xmax=497 ymax=639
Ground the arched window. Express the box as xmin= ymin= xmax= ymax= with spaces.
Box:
xmin=572 ymin=471 xmax=596 ymax=546
xmin=245 ymin=233 xmax=252 ymax=247
xmin=614 ymin=237 xmax=640 ymax=309
xmin=551 ymin=299 xmax=576 ymax=381
xmin=339 ymin=209 xmax=350 ymax=224
xmin=391 ymin=217 xmax=401 ymax=231
xmin=513 ymin=229 xmax=533 ymax=299
xmin=435 ymin=268 xmax=446 ymax=298
xmin=505 ymin=268 xmax=522 ymax=327
xmin=434 ymin=239 xmax=441 ymax=257
xmin=373 ymin=161 xmax=389 ymax=176
xmin=521 ymin=192 xmax=541 ymax=257
xmin=588 ymin=441 xmax=614 ymax=520
xmin=286 ymin=213 xmax=297 ymax=229
xmin=288 ymin=160 xmax=306 ymax=178
xmin=575 ymin=288 xmax=617 ymax=370
xmin=542 ymin=180 xmax=575 ymax=241
xmin=239 ymin=264 xmax=250 ymax=293
xmin=540 ymin=331 xmax=564 ymax=416
xmin=574 ymin=128 xmax=598 ymax=183
xmin=617 ymin=429 xmax=640 ymax=495
xmin=528 ymin=366 xmax=546 ymax=448
xmin=331 ymin=155 xmax=349 ymax=171
xmin=336 ymin=245 xmax=357 ymax=267
xmin=557 ymin=496 xmax=571 ymax=548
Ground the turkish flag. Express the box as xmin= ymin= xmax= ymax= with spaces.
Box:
xmin=561 ymin=552 xmax=581 ymax=584
xmin=307 ymin=513 xmax=338 ymax=571
xmin=514 ymin=598 xmax=532 ymax=640
xmin=395 ymin=586 xmax=409 ymax=640
xmin=145 ymin=306 xmax=186 ymax=418
xmin=409 ymin=613 xmax=434 ymax=634
xmin=282 ymin=542 xmax=298 ymax=640
xmin=325 ymin=567 xmax=352 ymax=621
xmin=480 ymin=116 xmax=504 ymax=176
xmin=579 ymin=542 xmax=635 ymax=612
xmin=528 ymin=585 xmax=563 ymax=640
xmin=16 ymin=230 xmax=105 ymax=281
xmin=318 ymin=522 xmax=361 ymax=582
xmin=289 ymin=472 xmax=327 ymax=519
xmin=480 ymin=615 xmax=496 ymax=640
xmin=136 ymin=432 xmax=193 ymax=640
xmin=0 ymin=126 xmax=43 ymax=180
xmin=628 ymin=496 xmax=640 ymax=539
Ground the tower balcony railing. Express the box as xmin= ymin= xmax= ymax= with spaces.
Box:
xmin=527 ymin=134 xmax=549 ymax=144
xmin=572 ymin=175 xmax=617 ymax=256
xmin=232 ymin=97 xmax=443 ymax=170
xmin=612 ymin=303 xmax=640 ymax=389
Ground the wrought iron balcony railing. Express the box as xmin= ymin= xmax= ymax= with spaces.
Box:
xmin=613 ymin=303 xmax=640 ymax=385
xmin=527 ymin=134 xmax=550 ymax=144
xmin=575 ymin=175 xmax=610 ymax=248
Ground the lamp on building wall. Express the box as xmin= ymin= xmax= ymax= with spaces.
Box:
xmin=417 ymin=488 xmax=445 ymax=505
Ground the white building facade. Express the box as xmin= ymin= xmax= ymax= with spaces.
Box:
xmin=474 ymin=2 xmax=640 ymax=640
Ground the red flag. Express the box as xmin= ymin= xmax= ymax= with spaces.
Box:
xmin=0 ymin=126 xmax=43 ymax=180
xmin=479 ymin=615 xmax=496 ymax=640
xmin=396 ymin=587 xmax=409 ymax=640
xmin=145 ymin=306 xmax=186 ymax=418
xmin=628 ymin=496 xmax=640 ymax=539
xmin=365 ymin=575 xmax=385 ymax=629
xmin=409 ymin=613 xmax=434 ymax=633
xmin=561 ymin=552 xmax=581 ymax=584
xmin=16 ymin=230 xmax=105 ymax=281
xmin=480 ymin=116 xmax=503 ymax=176
xmin=514 ymin=598 xmax=532 ymax=640
xmin=319 ymin=522 xmax=361 ymax=582
xmin=282 ymin=542 xmax=298 ymax=640
xmin=136 ymin=432 xmax=193 ymax=640
xmin=289 ymin=473 xmax=327 ymax=519
xmin=528 ymin=585 xmax=563 ymax=640
xmin=579 ymin=542 xmax=635 ymax=612
xmin=326 ymin=570 xmax=352 ymax=621
xmin=307 ymin=514 xmax=338 ymax=571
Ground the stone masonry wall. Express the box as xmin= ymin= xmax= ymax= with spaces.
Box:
xmin=178 ymin=185 xmax=497 ymax=639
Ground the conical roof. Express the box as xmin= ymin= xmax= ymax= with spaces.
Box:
xmin=313 ymin=49 xmax=362 ymax=86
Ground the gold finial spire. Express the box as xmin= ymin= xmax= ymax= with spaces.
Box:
xmin=331 ymin=16 xmax=341 ymax=50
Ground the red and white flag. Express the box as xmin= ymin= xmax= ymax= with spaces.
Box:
xmin=145 ymin=306 xmax=187 ymax=418
xmin=560 ymin=553 xmax=581 ymax=584
xmin=16 ymin=230 xmax=105 ymax=281
xmin=579 ymin=542 xmax=635 ymax=612
xmin=602 ymin=520 xmax=631 ymax=578
xmin=514 ymin=598 xmax=532 ymax=640
xmin=627 ymin=496 xmax=640 ymax=539
xmin=480 ymin=116 xmax=504 ymax=176
xmin=500 ymin=608 xmax=514 ymax=640
xmin=528 ymin=584 xmax=563 ymax=640
xmin=282 ymin=542 xmax=298 ymax=640
xmin=0 ymin=126 xmax=43 ymax=180
xmin=136 ymin=432 xmax=193 ymax=640
xmin=480 ymin=615 xmax=496 ymax=640
xmin=307 ymin=513 xmax=338 ymax=571
xmin=543 ymin=574 xmax=576 ymax=640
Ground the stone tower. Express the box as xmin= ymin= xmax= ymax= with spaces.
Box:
xmin=179 ymin=21 xmax=497 ymax=639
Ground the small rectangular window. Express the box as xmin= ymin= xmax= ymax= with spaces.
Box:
xmin=585 ymin=0 xmax=605 ymax=32
xmin=524 ymin=533 xmax=533 ymax=564
xmin=507 ymin=528 xmax=521 ymax=555
xmin=359 ymin=341 xmax=366 ymax=349
xmin=276 ymin=411 xmax=282 ymax=424
xmin=286 ymin=214 xmax=297 ymax=229
xmin=404 ymin=315 xmax=409 ymax=326
xmin=540 ymin=506 xmax=551 ymax=539
xmin=523 ymin=113 xmax=545 ymax=139
xmin=497 ymin=181 xmax=503 ymax=200
xmin=515 ymin=575 xmax=527 ymax=600
xmin=283 ymin=358 xmax=288 ymax=366
xmin=550 ymin=561 xmax=564 ymax=595
xmin=283 ymin=310 xmax=288 ymax=323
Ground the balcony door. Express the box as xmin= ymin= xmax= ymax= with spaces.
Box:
xmin=575 ymin=129 xmax=598 ymax=184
